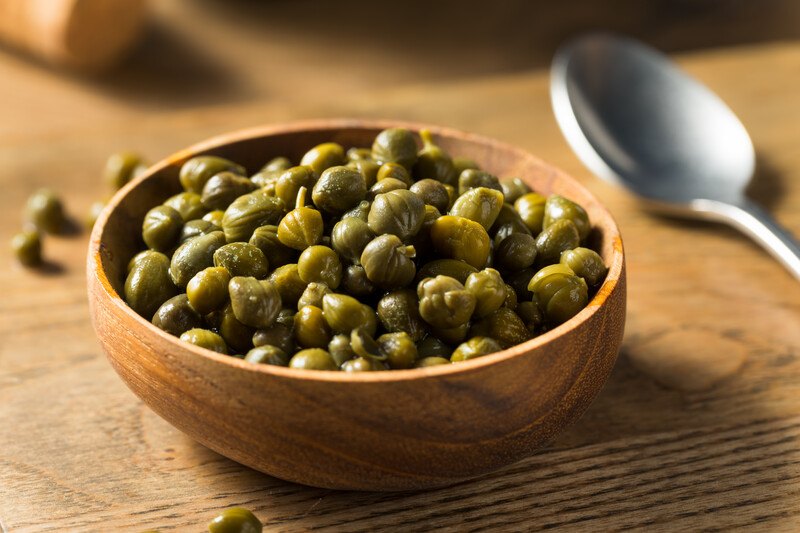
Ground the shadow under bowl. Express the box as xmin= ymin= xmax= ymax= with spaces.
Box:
xmin=87 ymin=119 xmax=626 ymax=491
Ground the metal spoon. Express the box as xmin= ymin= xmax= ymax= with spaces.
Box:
xmin=551 ymin=33 xmax=800 ymax=280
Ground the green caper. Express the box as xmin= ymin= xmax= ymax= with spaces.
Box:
xmin=451 ymin=336 xmax=503 ymax=362
xmin=11 ymin=230 xmax=42 ymax=267
xmin=250 ymin=169 xmax=282 ymax=193
xmin=207 ymin=506 xmax=263 ymax=533
xmin=278 ymin=187 xmax=323 ymax=250
xmin=201 ymin=171 xmax=257 ymax=210
xmin=341 ymin=200 xmax=371 ymax=222
xmin=261 ymin=156 xmax=292 ymax=172
xmin=464 ymin=268 xmax=506 ymax=318
xmin=164 ymin=192 xmax=207 ymax=222
xmin=516 ymin=300 xmax=543 ymax=333
xmin=180 ymin=328 xmax=228 ymax=354
xmin=457 ymin=169 xmax=501 ymax=196
xmin=350 ymin=327 xmax=385 ymax=361
xmin=415 ymin=259 xmax=478 ymax=284
xmin=152 ymin=294 xmax=203 ymax=336
xmin=367 ymin=177 xmax=408 ymax=200
xmin=409 ymin=179 xmax=449 ymax=213
xmin=341 ymin=357 xmax=386 ymax=372
xmin=275 ymin=165 xmax=316 ymax=208
xmin=449 ymin=186 xmax=504 ymax=230
xmin=430 ymin=322 xmax=469 ymax=345
xmin=417 ymin=275 xmax=476 ymax=329
xmin=298 ymin=245 xmax=342 ymax=288
xmin=361 ymin=234 xmax=416 ymax=289
xmin=494 ymin=232 xmax=537 ymax=271
xmin=179 ymin=156 xmax=245 ymax=194
xmin=328 ymin=334 xmax=356 ymax=366
xmin=297 ymin=282 xmax=331 ymax=310
xmin=142 ymin=205 xmax=182 ymax=252
xmin=528 ymin=264 xmax=588 ymax=326
xmin=500 ymin=177 xmax=530 ymax=205
xmin=347 ymin=147 xmax=373 ymax=162
xmin=415 ymin=356 xmax=451 ymax=368
xmin=213 ymin=242 xmax=269 ymax=279
xmin=25 ymin=189 xmax=66 ymax=234
xmin=228 ymin=276 xmax=281 ymax=329
xmin=377 ymin=332 xmax=417 ymax=369
xmin=372 ymin=128 xmax=418 ymax=169
xmin=514 ymin=192 xmax=546 ymax=234
xmin=268 ymin=263 xmax=306 ymax=307
xmin=377 ymin=162 xmax=414 ymax=187
xmin=180 ymin=219 xmax=220 ymax=244
xmin=543 ymin=195 xmax=591 ymax=241
xmin=294 ymin=305 xmax=332 ymax=348
xmin=252 ymin=323 xmax=294 ymax=354
xmin=203 ymin=210 xmax=225 ymax=227
xmin=186 ymin=266 xmax=231 ymax=315
xmin=377 ymin=289 xmax=427 ymax=342
xmin=300 ymin=142 xmax=345 ymax=176
xmin=85 ymin=200 xmax=105 ymax=230
xmin=322 ymin=293 xmax=377 ymax=336
xmin=414 ymin=129 xmax=456 ymax=185
xmin=331 ymin=217 xmax=374 ymax=264
xmin=341 ymin=264 xmax=376 ymax=297
xmin=367 ymin=189 xmax=425 ymax=241
xmin=452 ymin=156 xmax=479 ymax=176
xmin=244 ymin=345 xmax=288 ymax=366
xmin=346 ymin=159 xmax=380 ymax=188
xmin=503 ymin=283 xmax=518 ymax=310
xmin=169 ymin=231 xmax=226 ymax=288
xmin=429 ymin=215 xmax=490 ymax=269
xmin=312 ymin=166 xmax=366 ymax=214
xmin=124 ymin=250 xmax=177 ymax=318
xmin=104 ymin=151 xmax=145 ymax=190
xmin=222 ymin=190 xmax=285 ymax=243
xmin=535 ymin=219 xmax=580 ymax=266
xmin=249 ymin=225 xmax=296 ymax=269
xmin=208 ymin=303 xmax=256 ymax=354
xmin=560 ymin=247 xmax=607 ymax=287
xmin=470 ymin=308 xmax=531 ymax=348
xmin=289 ymin=348 xmax=337 ymax=370
xmin=416 ymin=336 xmax=451 ymax=358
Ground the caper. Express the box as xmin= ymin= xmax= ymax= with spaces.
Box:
xmin=328 ymin=334 xmax=356 ymax=366
xmin=180 ymin=328 xmax=228 ymax=354
xmin=377 ymin=289 xmax=427 ymax=342
xmin=294 ymin=305 xmax=332 ymax=348
xmin=457 ymin=169 xmax=501 ymax=196
xmin=361 ymin=234 xmax=416 ymax=289
xmin=560 ymin=247 xmax=607 ymax=287
xmin=201 ymin=171 xmax=257 ymax=211
xmin=297 ymin=282 xmax=331 ymax=310
xmin=494 ymin=233 xmax=537 ymax=271
xmin=414 ymin=129 xmax=456 ymax=185
xmin=322 ymin=293 xmax=377 ymax=336
xmin=298 ymin=245 xmax=342 ymax=288
xmin=252 ymin=323 xmax=294 ymax=354
xmin=514 ymin=192 xmax=546 ymax=234
xmin=25 ymin=188 xmax=67 ymax=234
xmin=377 ymin=332 xmax=417 ymax=369
xmin=415 ymin=356 xmax=451 ymax=368
xmin=409 ymin=179 xmax=449 ymax=213
xmin=367 ymin=177 xmax=408 ymax=200
xmin=451 ymin=336 xmax=503 ymax=362
xmin=104 ymin=151 xmax=145 ymax=190
xmin=372 ymin=128 xmax=418 ymax=169
xmin=152 ymin=294 xmax=203 ymax=336
xmin=125 ymin=250 xmax=177 ymax=318
xmin=249 ymin=225 xmax=296 ymax=269
xmin=331 ymin=217 xmax=374 ymax=264
xmin=228 ymin=276 xmax=281 ymax=329
xmin=368 ymin=189 xmax=425 ymax=241
xmin=429 ymin=215 xmax=490 ymax=269
xmin=377 ymin=162 xmax=414 ymax=187
xmin=346 ymin=159 xmax=380 ymax=188
xmin=179 ymin=156 xmax=245 ymax=194
xmin=535 ymin=219 xmax=580 ymax=266
xmin=164 ymin=192 xmax=207 ymax=222
xmin=207 ymin=506 xmax=263 ymax=533
xmin=11 ymin=230 xmax=42 ymax=267
xmin=416 ymin=336 xmax=450 ymax=358
xmin=350 ymin=327 xmax=385 ymax=361
xmin=244 ymin=345 xmax=288 ymax=366
xmin=416 ymin=258 xmax=477 ymax=284
xmin=300 ymin=142 xmax=345 ymax=176
xmin=278 ymin=187 xmax=323 ymax=250
xmin=470 ymin=308 xmax=531 ymax=349
xmin=464 ymin=268 xmax=506 ymax=318
xmin=341 ymin=357 xmax=386 ymax=372
xmin=341 ymin=264 xmax=376 ymax=297
xmin=186 ymin=266 xmax=231 ymax=315
xmin=179 ymin=219 xmax=220 ymax=244
xmin=544 ymin=194 xmax=591 ymax=241
xmin=417 ymin=275 xmax=476 ymax=329
xmin=500 ymin=177 xmax=530 ymax=204
xmin=449 ymin=186 xmax=504 ymax=230
xmin=275 ymin=165 xmax=316 ymax=208
xmin=169 ymin=231 xmax=226 ymax=288
xmin=312 ymin=166 xmax=366 ymax=214
xmin=289 ymin=348 xmax=337 ymax=370
xmin=268 ymin=263 xmax=306 ymax=308
xmin=222 ymin=190 xmax=285 ymax=243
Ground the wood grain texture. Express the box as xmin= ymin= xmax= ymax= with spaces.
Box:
xmin=2 ymin=4 xmax=800 ymax=530
xmin=88 ymin=120 xmax=625 ymax=491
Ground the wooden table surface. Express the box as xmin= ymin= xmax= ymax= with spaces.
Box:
xmin=2 ymin=2 xmax=800 ymax=531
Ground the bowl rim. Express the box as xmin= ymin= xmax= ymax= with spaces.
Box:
xmin=88 ymin=118 xmax=624 ymax=383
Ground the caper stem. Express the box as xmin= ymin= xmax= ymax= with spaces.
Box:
xmin=399 ymin=244 xmax=416 ymax=258
xmin=296 ymin=186 xmax=308 ymax=209
xmin=420 ymin=129 xmax=434 ymax=146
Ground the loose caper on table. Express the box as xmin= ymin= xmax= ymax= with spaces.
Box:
xmin=123 ymin=128 xmax=608 ymax=370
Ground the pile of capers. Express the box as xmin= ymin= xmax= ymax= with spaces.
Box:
xmin=124 ymin=128 xmax=607 ymax=370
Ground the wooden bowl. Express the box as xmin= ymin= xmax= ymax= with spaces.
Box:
xmin=87 ymin=119 xmax=626 ymax=491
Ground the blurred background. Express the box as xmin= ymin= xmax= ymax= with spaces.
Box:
xmin=3 ymin=0 xmax=799 ymax=141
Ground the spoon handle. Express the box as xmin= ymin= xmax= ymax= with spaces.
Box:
xmin=693 ymin=198 xmax=800 ymax=281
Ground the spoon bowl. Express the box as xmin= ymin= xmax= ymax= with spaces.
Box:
xmin=87 ymin=119 xmax=626 ymax=491
xmin=552 ymin=34 xmax=800 ymax=279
